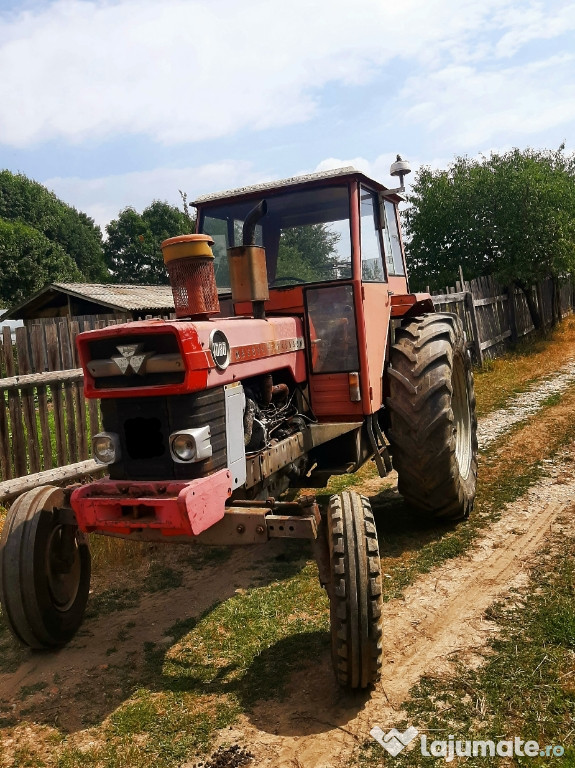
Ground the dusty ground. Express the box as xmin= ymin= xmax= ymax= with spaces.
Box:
xmin=1 ymin=358 xmax=575 ymax=767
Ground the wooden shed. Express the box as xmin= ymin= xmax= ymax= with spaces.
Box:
xmin=1 ymin=283 xmax=176 ymax=325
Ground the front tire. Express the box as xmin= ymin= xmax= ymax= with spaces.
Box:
xmin=387 ymin=313 xmax=478 ymax=521
xmin=327 ymin=491 xmax=383 ymax=689
xmin=0 ymin=485 xmax=91 ymax=649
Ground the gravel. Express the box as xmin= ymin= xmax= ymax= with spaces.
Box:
xmin=476 ymin=360 xmax=575 ymax=450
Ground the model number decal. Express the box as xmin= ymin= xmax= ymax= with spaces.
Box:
xmin=231 ymin=337 xmax=305 ymax=363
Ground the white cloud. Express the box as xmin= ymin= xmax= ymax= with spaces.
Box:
xmin=400 ymin=54 xmax=575 ymax=149
xmin=43 ymin=159 xmax=267 ymax=229
xmin=1 ymin=0 xmax=572 ymax=148
xmin=493 ymin=2 xmax=575 ymax=58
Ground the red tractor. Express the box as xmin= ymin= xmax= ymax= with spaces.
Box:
xmin=0 ymin=163 xmax=477 ymax=689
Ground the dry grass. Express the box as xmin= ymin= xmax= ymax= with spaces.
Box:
xmin=479 ymin=383 xmax=575 ymax=488
xmin=474 ymin=315 xmax=575 ymax=416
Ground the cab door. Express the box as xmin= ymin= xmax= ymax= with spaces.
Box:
xmin=357 ymin=186 xmax=394 ymax=413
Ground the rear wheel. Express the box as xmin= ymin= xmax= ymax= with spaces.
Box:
xmin=387 ymin=312 xmax=478 ymax=521
xmin=0 ymin=485 xmax=91 ymax=649
xmin=327 ymin=491 xmax=383 ymax=688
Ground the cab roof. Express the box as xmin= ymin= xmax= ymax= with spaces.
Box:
xmin=192 ymin=166 xmax=397 ymax=207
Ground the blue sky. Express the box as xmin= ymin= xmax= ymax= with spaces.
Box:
xmin=0 ymin=0 xmax=574 ymax=231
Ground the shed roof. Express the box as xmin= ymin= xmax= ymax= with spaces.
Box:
xmin=1 ymin=283 xmax=176 ymax=320
xmin=52 ymin=283 xmax=175 ymax=311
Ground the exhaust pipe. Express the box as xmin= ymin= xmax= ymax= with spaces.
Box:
xmin=242 ymin=200 xmax=268 ymax=247
xmin=228 ymin=199 xmax=269 ymax=320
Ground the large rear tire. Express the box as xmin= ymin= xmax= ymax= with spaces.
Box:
xmin=387 ymin=313 xmax=478 ymax=521
xmin=327 ymin=491 xmax=383 ymax=689
xmin=0 ymin=485 xmax=91 ymax=649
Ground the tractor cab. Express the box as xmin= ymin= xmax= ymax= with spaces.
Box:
xmin=194 ymin=168 xmax=430 ymax=420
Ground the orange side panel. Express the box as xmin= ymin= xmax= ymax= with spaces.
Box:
xmin=309 ymin=373 xmax=364 ymax=421
xmin=234 ymin=286 xmax=305 ymax=316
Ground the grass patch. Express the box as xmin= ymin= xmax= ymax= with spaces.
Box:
xmin=143 ymin=563 xmax=183 ymax=593
xmin=0 ymin=608 xmax=29 ymax=674
xmin=85 ymin=586 xmax=140 ymax=619
xmin=180 ymin=546 xmax=232 ymax=570
xmin=358 ymin=531 xmax=575 ymax=766
xmin=18 ymin=682 xmax=47 ymax=699
xmin=155 ymin=559 xmax=330 ymax=706
xmin=474 ymin=315 xmax=575 ymax=417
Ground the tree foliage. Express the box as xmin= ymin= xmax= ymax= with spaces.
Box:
xmin=404 ymin=147 xmax=575 ymax=326
xmin=104 ymin=201 xmax=194 ymax=284
xmin=0 ymin=219 xmax=82 ymax=306
xmin=0 ymin=170 xmax=106 ymax=282
xmin=276 ymin=224 xmax=342 ymax=282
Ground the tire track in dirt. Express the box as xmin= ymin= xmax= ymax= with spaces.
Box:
xmin=237 ymin=454 xmax=575 ymax=768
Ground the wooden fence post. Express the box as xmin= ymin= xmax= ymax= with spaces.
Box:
xmin=507 ymin=284 xmax=518 ymax=343
xmin=536 ymin=280 xmax=546 ymax=332
xmin=465 ymin=292 xmax=483 ymax=366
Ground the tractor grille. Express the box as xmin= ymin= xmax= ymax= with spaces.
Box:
xmin=87 ymin=332 xmax=185 ymax=390
xmin=101 ymin=387 xmax=227 ymax=481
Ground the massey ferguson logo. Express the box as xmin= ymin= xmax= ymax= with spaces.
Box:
xmin=112 ymin=343 xmax=150 ymax=375
xmin=209 ymin=330 xmax=230 ymax=370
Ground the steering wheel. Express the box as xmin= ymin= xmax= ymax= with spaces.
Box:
xmin=271 ymin=275 xmax=307 ymax=286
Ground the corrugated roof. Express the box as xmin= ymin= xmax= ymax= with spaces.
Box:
xmin=193 ymin=166 xmax=364 ymax=205
xmin=51 ymin=283 xmax=175 ymax=311
xmin=1 ymin=282 xmax=233 ymax=320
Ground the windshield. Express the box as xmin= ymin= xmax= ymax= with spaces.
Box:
xmin=198 ymin=185 xmax=352 ymax=290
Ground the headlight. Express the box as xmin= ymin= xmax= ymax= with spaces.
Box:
xmin=93 ymin=432 xmax=121 ymax=464
xmin=172 ymin=434 xmax=196 ymax=461
xmin=169 ymin=426 xmax=212 ymax=463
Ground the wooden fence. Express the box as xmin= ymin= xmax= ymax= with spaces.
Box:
xmin=431 ymin=275 xmax=574 ymax=365
xmin=0 ymin=316 xmax=124 ymax=498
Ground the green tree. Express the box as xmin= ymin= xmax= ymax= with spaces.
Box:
xmin=104 ymin=201 xmax=194 ymax=284
xmin=0 ymin=170 xmax=106 ymax=281
xmin=405 ymin=147 xmax=575 ymax=328
xmin=0 ymin=219 xmax=82 ymax=306
xmin=276 ymin=224 xmax=342 ymax=282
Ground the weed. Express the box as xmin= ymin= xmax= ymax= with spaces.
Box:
xmin=19 ymin=682 xmax=47 ymax=699
xmin=143 ymin=563 xmax=183 ymax=593
xmin=85 ymin=586 xmax=140 ymax=619
xmin=182 ymin=546 xmax=232 ymax=570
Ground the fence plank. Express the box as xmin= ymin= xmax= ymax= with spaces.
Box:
xmin=0 ymin=459 xmax=104 ymax=502
xmin=29 ymin=326 xmax=53 ymax=471
xmin=59 ymin=322 xmax=79 ymax=464
xmin=15 ymin=327 xmax=41 ymax=474
xmin=2 ymin=327 xmax=27 ymax=477
xmin=0 ymin=344 xmax=12 ymax=479
xmin=44 ymin=324 xmax=67 ymax=465
xmin=69 ymin=320 xmax=89 ymax=460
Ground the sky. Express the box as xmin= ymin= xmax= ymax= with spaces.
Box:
xmin=0 ymin=0 xmax=574 ymax=231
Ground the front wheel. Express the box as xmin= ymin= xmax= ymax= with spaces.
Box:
xmin=387 ymin=312 xmax=478 ymax=521
xmin=327 ymin=491 xmax=383 ymax=689
xmin=0 ymin=485 xmax=91 ymax=649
